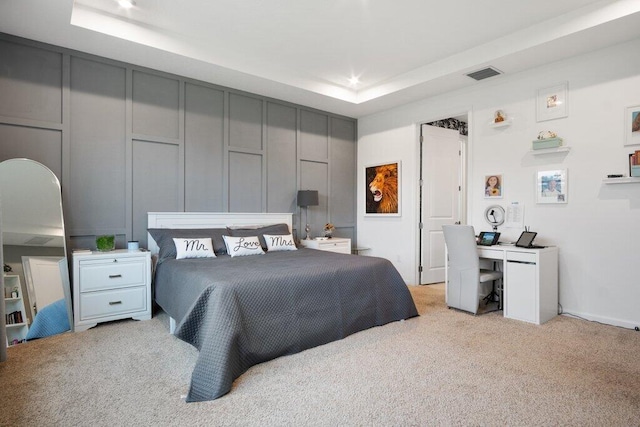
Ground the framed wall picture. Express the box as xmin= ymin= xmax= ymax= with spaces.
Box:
xmin=365 ymin=161 xmax=401 ymax=216
xmin=484 ymin=174 xmax=503 ymax=199
xmin=624 ymin=105 xmax=640 ymax=146
xmin=536 ymin=82 xmax=568 ymax=122
xmin=536 ymin=169 xmax=567 ymax=204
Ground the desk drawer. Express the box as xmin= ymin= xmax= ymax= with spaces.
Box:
xmin=506 ymin=251 xmax=537 ymax=263
xmin=477 ymin=248 xmax=503 ymax=260
xmin=79 ymin=286 xmax=147 ymax=320
xmin=79 ymin=258 xmax=146 ymax=292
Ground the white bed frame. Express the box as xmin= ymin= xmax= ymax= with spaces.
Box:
xmin=147 ymin=212 xmax=294 ymax=333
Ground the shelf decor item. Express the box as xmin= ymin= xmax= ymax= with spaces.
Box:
xmin=630 ymin=151 xmax=640 ymax=177
xmin=96 ymin=235 xmax=115 ymax=252
xmin=494 ymin=110 xmax=506 ymax=123
xmin=532 ymin=131 xmax=563 ymax=150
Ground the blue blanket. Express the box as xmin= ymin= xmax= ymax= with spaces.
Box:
xmin=26 ymin=299 xmax=70 ymax=340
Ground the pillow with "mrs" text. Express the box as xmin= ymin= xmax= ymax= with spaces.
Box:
xmin=263 ymin=234 xmax=297 ymax=252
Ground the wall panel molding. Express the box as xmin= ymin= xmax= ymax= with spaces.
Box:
xmin=0 ymin=33 xmax=357 ymax=248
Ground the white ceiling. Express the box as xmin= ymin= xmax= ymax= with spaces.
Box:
xmin=1 ymin=0 xmax=640 ymax=118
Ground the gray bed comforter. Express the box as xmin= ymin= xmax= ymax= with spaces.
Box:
xmin=154 ymin=248 xmax=418 ymax=402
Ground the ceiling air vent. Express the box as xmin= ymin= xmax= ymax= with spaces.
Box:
xmin=466 ymin=67 xmax=502 ymax=81
xmin=24 ymin=236 xmax=54 ymax=245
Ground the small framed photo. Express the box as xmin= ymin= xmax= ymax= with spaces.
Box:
xmin=484 ymin=174 xmax=503 ymax=199
xmin=365 ymin=161 xmax=401 ymax=216
xmin=537 ymin=169 xmax=567 ymax=204
xmin=624 ymin=105 xmax=640 ymax=146
xmin=536 ymin=82 xmax=568 ymax=122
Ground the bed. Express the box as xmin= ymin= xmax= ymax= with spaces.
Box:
xmin=147 ymin=212 xmax=418 ymax=402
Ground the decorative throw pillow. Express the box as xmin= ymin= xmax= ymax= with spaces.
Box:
xmin=263 ymin=234 xmax=297 ymax=252
xmin=227 ymin=223 xmax=290 ymax=249
xmin=148 ymin=228 xmax=228 ymax=262
xmin=223 ymin=235 xmax=265 ymax=257
xmin=173 ymin=237 xmax=216 ymax=259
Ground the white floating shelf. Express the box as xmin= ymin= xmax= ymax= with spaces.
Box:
xmin=602 ymin=177 xmax=640 ymax=184
xmin=530 ymin=146 xmax=571 ymax=155
xmin=489 ymin=119 xmax=512 ymax=128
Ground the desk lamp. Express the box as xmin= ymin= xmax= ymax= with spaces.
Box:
xmin=297 ymin=190 xmax=318 ymax=240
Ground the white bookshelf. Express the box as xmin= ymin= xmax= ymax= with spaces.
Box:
xmin=4 ymin=274 xmax=29 ymax=346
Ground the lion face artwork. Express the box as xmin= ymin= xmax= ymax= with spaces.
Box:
xmin=366 ymin=162 xmax=399 ymax=214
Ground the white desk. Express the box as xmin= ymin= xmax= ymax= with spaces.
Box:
xmin=446 ymin=244 xmax=559 ymax=325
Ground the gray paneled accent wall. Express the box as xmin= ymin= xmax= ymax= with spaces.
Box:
xmin=0 ymin=33 xmax=357 ymax=249
xmin=266 ymin=102 xmax=297 ymax=214
xmin=69 ymin=57 xmax=127 ymax=240
xmin=184 ymin=83 xmax=225 ymax=212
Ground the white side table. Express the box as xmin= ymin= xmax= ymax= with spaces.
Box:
xmin=299 ymin=237 xmax=351 ymax=254
xmin=73 ymin=249 xmax=151 ymax=332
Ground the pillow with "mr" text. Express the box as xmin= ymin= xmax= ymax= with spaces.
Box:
xmin=172 ymin=238 xmax=216 ymax=259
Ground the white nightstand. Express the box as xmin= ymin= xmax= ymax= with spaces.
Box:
xmin=299 ymin=237 xmax=351 ymax=254
xmin=73 ymin=249 xmax=151 ymax=332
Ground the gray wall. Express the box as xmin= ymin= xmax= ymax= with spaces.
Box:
xmin=0 ymin=34 xmax=357 ymax=249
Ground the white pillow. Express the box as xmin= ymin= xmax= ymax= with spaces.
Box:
xmin=223 ymin=235 xmax=265 ymax=257
xmin=172 ymin=237 xmax=216 ymax=259
xmin=264 ymin=234 xmax=297 ymax=252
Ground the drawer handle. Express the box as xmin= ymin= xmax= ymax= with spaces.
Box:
xmin=109 ymin=301 xmax=122 ymax=305
xmin=109 ymin=274 xmax=122 ymax=279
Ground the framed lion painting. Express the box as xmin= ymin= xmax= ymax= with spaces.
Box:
xmin=365 ymin=161 xmax=401 ymax=216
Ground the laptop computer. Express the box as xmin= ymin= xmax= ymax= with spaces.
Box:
xmin=477 ymin=231 xmax=500 ymax=246
xmin=515 ymin=231 xmax=545 ymax=248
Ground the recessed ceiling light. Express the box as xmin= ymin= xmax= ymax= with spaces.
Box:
xmin=348 ymin=76 xmax=360 ymax=86
xmin=117 ymin=0 xmax=136 ymax=8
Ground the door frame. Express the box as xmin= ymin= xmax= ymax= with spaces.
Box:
xmin=416 ymin=111 xmax=470 ymax=285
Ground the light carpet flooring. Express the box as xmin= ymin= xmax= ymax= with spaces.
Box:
xmin=1 ymin=284 xmax=639 ymax=426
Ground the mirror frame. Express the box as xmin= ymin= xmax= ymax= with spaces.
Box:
xmin=0 ymin=158 xmax=73 ymax=351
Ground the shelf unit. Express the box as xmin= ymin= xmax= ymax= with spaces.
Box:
xmin=3 ymin=274 xmax=29 ymax=346
xmin=530 ymin=146 xmax=571 ymax=155
xmin=602 ymin=177 xmax=640 ymax=184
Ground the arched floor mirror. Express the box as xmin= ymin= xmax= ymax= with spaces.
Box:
xmin=1 ymin=158 xmax=73 ymax=354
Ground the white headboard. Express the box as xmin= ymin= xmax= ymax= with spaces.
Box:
xmin=146 ymin=212 xmax=293 ymax=254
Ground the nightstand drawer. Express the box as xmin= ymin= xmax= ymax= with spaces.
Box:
xmin=317 ymin=240 xmax=350 ymax=254
xmin=79 ymin=259 xmax=146 ymax=292
xmin=79 ymin=286 xmax=147 ymax=320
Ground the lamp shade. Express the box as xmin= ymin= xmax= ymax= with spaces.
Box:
xmin=297 ymin=190 xmax=319 ymax=207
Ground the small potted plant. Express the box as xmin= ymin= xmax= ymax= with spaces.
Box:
xmin=96 ymin=234 xmax=115 ymax=252
xmin=323 ymin=223 xmax=335 ymax=238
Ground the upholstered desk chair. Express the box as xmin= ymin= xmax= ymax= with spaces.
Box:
xmin=442 ymin=225 xmax=502 ymax=315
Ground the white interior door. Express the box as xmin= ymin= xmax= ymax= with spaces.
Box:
xmin=420 ymin=125 xmax=461 ymax=284
xmin=22 ymin=256 xmax=64 ymax=317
